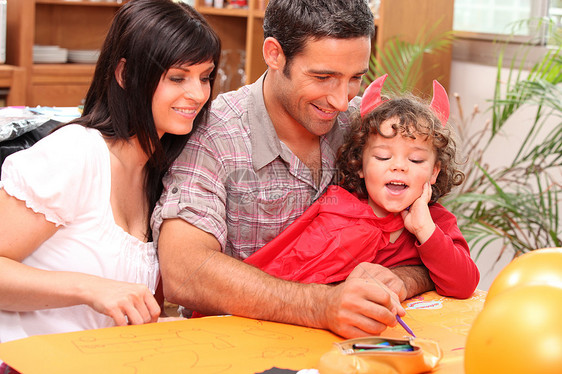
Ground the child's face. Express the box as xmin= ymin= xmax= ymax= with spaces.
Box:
xmin=359 ymin=118 xmax=441 ymax=217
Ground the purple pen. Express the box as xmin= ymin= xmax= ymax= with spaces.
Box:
xmin=396 ymin=315 xmax=416 ymax=337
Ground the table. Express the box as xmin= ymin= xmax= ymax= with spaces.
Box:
xmin=0 ymin=290 xmax=486 ymax=373
xmin=384 ymin=290 xmax=487 ymax=373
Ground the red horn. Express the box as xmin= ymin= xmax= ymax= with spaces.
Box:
xmin=430 ymin=80 xmax=449 ymax=126
xmin=360 ymin=74 xmax=388 ymax=118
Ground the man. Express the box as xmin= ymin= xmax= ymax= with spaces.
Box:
xmin=152 ymin=0 xmax=433 ymax=338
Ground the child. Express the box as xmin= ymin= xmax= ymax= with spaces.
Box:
xmin=0 ymin=0 xmax=220 ymax=346
xmin=245 ymin=74 xmax=479 ymax=299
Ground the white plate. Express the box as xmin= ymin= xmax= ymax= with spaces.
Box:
xmin=33 ymin=45 xmax=68 ymax=63
xmin=68 ymin=49 xmax=100 ymax=64
xmin=33 ymin=55 xmax=68 ymax=63
xmin=33 ymin=45 xmax=63 ymax=52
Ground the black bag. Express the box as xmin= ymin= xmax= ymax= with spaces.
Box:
xmin=0 ymin=120 xmax=62 ymax=171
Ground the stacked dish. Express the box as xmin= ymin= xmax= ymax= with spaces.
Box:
xmin=68 ymin=49 xmax=100 ymax=64
xmin=33 ymin=45 xmax=68 ymax=63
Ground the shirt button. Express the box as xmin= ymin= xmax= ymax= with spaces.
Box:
xmin=171 ymin=187 xmax=179 ymax=194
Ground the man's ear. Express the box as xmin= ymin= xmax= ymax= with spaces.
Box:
xmin=114 ymin=58 xmax=126 ymax=88
xmin=263 ymin=37 xmax=285 ymax=71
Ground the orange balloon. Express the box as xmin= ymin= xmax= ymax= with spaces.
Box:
xmin=465 ymin=284 xmax=562 ymax=374
xmin=486 ymin=247 xmax=562 ymax=303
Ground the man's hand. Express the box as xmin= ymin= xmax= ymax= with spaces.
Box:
xmin=322 ymin=276 xmax=405 ymax=338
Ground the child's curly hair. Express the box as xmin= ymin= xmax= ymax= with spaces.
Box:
xmin=337 ymin=95 xmax=465 ymax=203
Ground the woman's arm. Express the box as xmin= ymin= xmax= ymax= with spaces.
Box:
xmin=0 ymin=189 xmax=160 ymax=325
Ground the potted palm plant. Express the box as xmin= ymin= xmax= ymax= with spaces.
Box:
xmin=364 ymin=22 xmax=455 ymax=95
xmin=363 ymin=18 xmax=561 ymax=262
xmin=444 ymin=18 xmax=561 ymax=260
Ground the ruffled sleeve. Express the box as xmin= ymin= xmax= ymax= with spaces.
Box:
xmin=0 ymin=125 xmax=106 ymax=226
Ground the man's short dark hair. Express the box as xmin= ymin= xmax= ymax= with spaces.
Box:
xmin=263 ymin=0 xmax=374 ymax=75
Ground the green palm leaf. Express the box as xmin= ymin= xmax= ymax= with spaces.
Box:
xmin=363 ymin=22 xmax=455 ymax=95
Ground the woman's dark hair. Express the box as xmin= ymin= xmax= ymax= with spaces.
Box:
xmin=263 ymin=0 xmax=374 ymax=76
xmin=337 ymin=96 xmax=465 ymax=203
xmin=69 ymin=0 xmax=221 ymax=240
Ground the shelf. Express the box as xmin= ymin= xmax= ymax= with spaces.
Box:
xmin=7 ymin=0 xmax=452 ymax=106
xmin=6 ymin=0 xmax=121 ymax=105
xmin=197 ymin=6 xmax=249 ymax=17
xmin=194 ymin=0 xmax=268 ymax=93
xmin=0 ymin=65 xmax=26 ymax=105
xmin=32 ymin=64 xmax=95 ymax=84
xmin=0 ymin=65 xmax=17 ymax=87
xmin=35 ymin=0 xmax=125 ymax=7
xmin=29 ymin=64 xmax=93 ymax=106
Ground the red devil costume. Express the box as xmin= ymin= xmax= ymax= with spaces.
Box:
xmin=245 ymin=75 xmax=480 ymax=299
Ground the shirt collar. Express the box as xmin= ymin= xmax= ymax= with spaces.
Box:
xmin=248 ymin=72 xmax=283 ymax=171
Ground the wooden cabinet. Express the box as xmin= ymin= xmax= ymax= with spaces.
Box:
xmin=193 ymin=0 xmax=267 ymax=95
xmin=0 ymin=64 xmax=25 ymax=105
xmin=195 ymin=0 xmax=453 ymax=97
xmin=6 ymin=0 xmax=124 ymax=107
xmin=5 ymin=0 xmax=453 ymax=106
xmin=374 ymin=0 xmax=454 ymax=96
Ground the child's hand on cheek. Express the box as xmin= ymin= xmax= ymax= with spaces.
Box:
xmin=401 ymin=182 xmax=436 ymax=244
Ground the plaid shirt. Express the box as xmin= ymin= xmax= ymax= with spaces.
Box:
xmin=152 ymin=74 xmax=360 ymax=259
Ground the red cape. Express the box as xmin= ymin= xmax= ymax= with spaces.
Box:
xmin=244 ymin=186 xmax=404 ymax=284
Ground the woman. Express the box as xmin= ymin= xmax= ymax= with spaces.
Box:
xmin=0 ymin=0 xmax=220 ymax=346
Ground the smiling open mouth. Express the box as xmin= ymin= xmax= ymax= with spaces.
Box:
xmin=312 ymin=103 xmax=337 ymax=117
xmin=386 ymin=182 xmax=408 ymax=192
xmin=314 ymin=105 xmax=333 ymax=114
xmin=173 ymin=107 xmax=197 ymax=115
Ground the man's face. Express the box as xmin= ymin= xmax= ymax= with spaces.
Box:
xmin=273 ymin=36 xmax=371 ymax=137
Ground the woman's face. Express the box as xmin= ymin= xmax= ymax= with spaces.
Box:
xmin=152 ymin=60 xmax=215 ymax=138
xmin=359 ymin=118 xmax=441 ymax=217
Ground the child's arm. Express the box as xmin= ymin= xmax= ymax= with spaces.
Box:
xmin=401 ymin=183 xmax=436 ymax=244
xmin=413 ymin=204 xmax=479 ymax=298
xmin=401 ymin=183 xmax=479 ymax=298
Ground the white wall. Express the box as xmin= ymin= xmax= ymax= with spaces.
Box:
xmin=449 ymin=61 xmax=518 ymax=290
xmin=449 ymin=59 xmax=561 ymax=290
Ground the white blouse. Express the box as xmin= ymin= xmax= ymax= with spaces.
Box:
xmin=0 ymin=125 xmax=159 ymax=343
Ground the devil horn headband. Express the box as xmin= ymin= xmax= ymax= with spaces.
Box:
xmin=360 ymin=74 xmax=450 ymax=126
xmin=360 ymin=74 xmax=388 ymax=118
xmin=429 ymin=80 xmax=449 ymax=126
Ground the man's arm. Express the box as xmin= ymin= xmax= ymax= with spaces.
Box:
xmin=158 ymin=218 xmax=405 ymax=338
